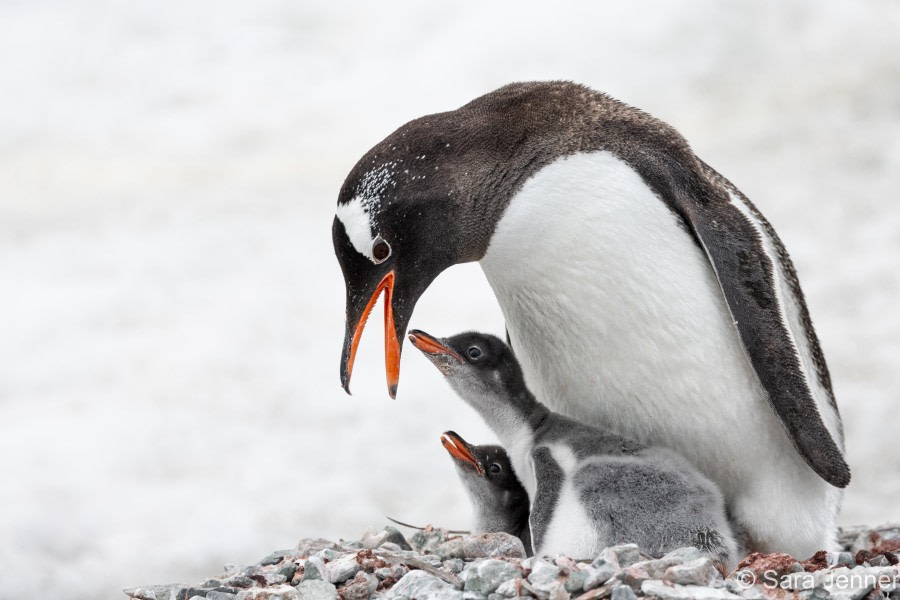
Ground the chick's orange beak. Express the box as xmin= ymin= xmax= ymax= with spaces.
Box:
xmin=408 ymin=330 xmax=462 ymax=360
xmin=343 ymin=271 xmax=401 ymax=398
xmin=441 ymin=431 xmax=484 ymax=475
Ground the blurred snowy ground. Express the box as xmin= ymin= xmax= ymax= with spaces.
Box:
xmin=0 ymin=1 xmax=898 ymax=597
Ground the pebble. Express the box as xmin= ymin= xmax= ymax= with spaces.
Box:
xmin=258 ymin=550 xmax=293 ymax=567
xmin=663 ymin=558 xmax=720 ymax=586
xmin=564 ymin=569 xmax=588 ymax=593
xmin=827 ymin=552 xmax=857 ymax=568
xmin=361 ymin=526 xmax=414 ymax=551
xmin=410 ymin=529 xmax=451 ymax=554
xmin=641 ymin=580 xmax=740 ymax=600
xmin=301 ymin=557 xmax=327 ymax=582
xmin=296 ymin=539 xmax=340 ymax=558
xmin=126 ymin=525 xmax=900 ymax=600
xmin=597 ymin=545 xmax=641 ymax=569
xmin=612 ymin=586 xmax=638 ymax=600
xmin=494 ymin=579 xmax=525 ymax=598
xmin=389 ymin=570 xmax=463 ymax=600
xmin=324 ymin=554 xmax=361 ymax=584
xmin=584 ymin=562 xmax=617 ymax=590
xmin=464 ymin=559 xmax=523 ymax=595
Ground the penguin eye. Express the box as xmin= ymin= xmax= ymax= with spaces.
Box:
xmin=466 ymin=346 xmax=483 ymax=361
xmin=488 ymin=463 xmax=501 ymax=474
xmin=372 ymin=237 xmax=391 ymax=263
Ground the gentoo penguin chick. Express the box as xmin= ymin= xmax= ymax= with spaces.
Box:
xmin=411 ymin=330 xmax=739 ymax=567
xmin=440 ymin=430 xmax=532 ymax=554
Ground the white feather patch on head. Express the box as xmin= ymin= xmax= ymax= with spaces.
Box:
xmin=335 ymin=197 xmax=377 ymax=261
xmin=336 ymin=160 xmax=400 ymax=262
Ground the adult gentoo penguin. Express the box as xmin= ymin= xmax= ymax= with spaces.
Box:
xmin=413 ymin=330 xmax=739 ymax=567
xmin=440 ymin=431 xmax=532 ymax=554
xmin=332 ymin=81 xmax=849 ymax=556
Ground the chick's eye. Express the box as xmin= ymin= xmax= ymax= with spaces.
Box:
xmin=372 ymin=237 xmax=391 ymax=263
xmin=488 ymin=463 xmax=501 ymax=474
xmin=467 ymin=346 xmax=483 ymax=360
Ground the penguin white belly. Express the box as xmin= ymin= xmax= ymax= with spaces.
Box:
xmin=535 ymin=445 xmax=603 ymax=559
xmin=480 ymin=151 xmax=840 ymax=556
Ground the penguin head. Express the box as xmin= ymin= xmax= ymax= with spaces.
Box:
xmin=334 ymin=82 xmax=582 ymax=399
xmin=332 ymin=114 xmax=500 ymax=399
xmin=440 ymin=431 xmax=529 ymax=514
xmin=408 ymin=329 xmax=527 ymax=406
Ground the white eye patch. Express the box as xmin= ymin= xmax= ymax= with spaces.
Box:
xmin=335 ymin=197 xmax=377 ymax=262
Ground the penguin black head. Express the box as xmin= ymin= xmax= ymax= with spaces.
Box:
xmin=333 ymin=82 xmax=602 ymax=398
xmin=408 ymin=329 xmax=530 ymax=408
xmin=440 ymin=431 xmax=529 ymax=530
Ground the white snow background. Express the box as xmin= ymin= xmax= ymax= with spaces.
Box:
xmin=1 ymin=1 xmax=899 ymax=598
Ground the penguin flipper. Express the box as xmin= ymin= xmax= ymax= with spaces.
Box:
xmin=528 ymin=446 xmax=564 ymax=555
xmin=672 ymin=171 xmax=850 ymax=488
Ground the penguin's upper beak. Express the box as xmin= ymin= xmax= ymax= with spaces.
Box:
xmin=408 ymin=329 xmax=462 ymax=361
xmin=340 ymin=270 xmax=402 ymax=398
xmin=441 ymin=431 xmax=484 ymax=476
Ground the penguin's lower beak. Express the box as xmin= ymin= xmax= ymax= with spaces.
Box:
xmin=441 ymin=431 xmax=484 ymax=476
xmin=341 ymin=271 xmax=402 ymax=398
xmin=408 ymin=330 xmax=462 ymax=361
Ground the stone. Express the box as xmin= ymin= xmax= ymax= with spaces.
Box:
xmin=341 ymin=541 xmax=365 ymax=551
xmin=827 ymin=553 xmax=857 ymax=569
xmin=360 ymin=526 xmax=412 ymax=551
xmin=410 ymin=529 xmax=450 ymax=554
xmin=389 ymin=570 xmax=463 ymax=600
xmin=297 ymin=539 xmax=340 ymax=558
xmin=869 ymin=555 xmax=891 ymax=567
xmin=325 ymin=555 xmax=362 ymax=584
xmin=435 ymin=538 xmax=467 ymax=560
xmin=174 ymin=588 xmax=214 ymax=600
xmin=641 ymin=580 xmax=741 ymax=600
xmin=527 ymin=559 xmax=561 ymax=591
xmin=339 ymin=572 xmax=378 ymax=600
xmin=596 ymin=545 xmax=641 ymax=569
xmin=444 ymin=558 xmax=465 ymax=575
xmin=452 ymin=533 xmax=527 ymax=559
xmin=611 ymin=586 xmax=637 ymax=600
xmin=259 ymin=550 xmax=293 ymax=567
xmin=207 ymin=593 xmax=238 ymax=600
xmin=798 ymin=588 xmax=830 ymax=600
xmin=302 ymin=557 xmax=327 ymax=582
xmin=265 ymin=573 xmax=288 ymax=586
xmin=663 ymin=558 xmax=720 ymax=586
xmin=564 ymin=570 xmax=587 ymax=593
xmin=124 ymin=585 xmax=187 ymax=600
xmin=736 ymin=552 xmax=799 ymax=579
xmin=279 ymin=565 xmax=297 ymax=581
xmin=225 ymin=577 xmax=255 ymax=589
xmin=615 ymin=563 xmax=651 ymax=590
xmin=661 ymin=547 xmax=705 ymax=564
xmin=494 ymin=579 xmax=525 ymax=598
xmin=314 ymin=549 xmax=343 ymax=562
xmin=464 ymin=559 xmax=523 ymax=595
xmin=234 ymin=587 xmax=299 ymax=600
xmin=583 ymin=562 xmax=617 ymax=590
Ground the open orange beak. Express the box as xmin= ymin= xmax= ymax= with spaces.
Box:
xmin=441 ymin=431 xmax=484 ymax=475
xmin=342 ymin=271 xmax=402 ymax=398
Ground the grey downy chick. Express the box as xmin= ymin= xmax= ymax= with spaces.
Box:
xmin=440 ymin=430 xmax=532 ymax=555
xmin=410 ymin=329 xmax=740 ymax=569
